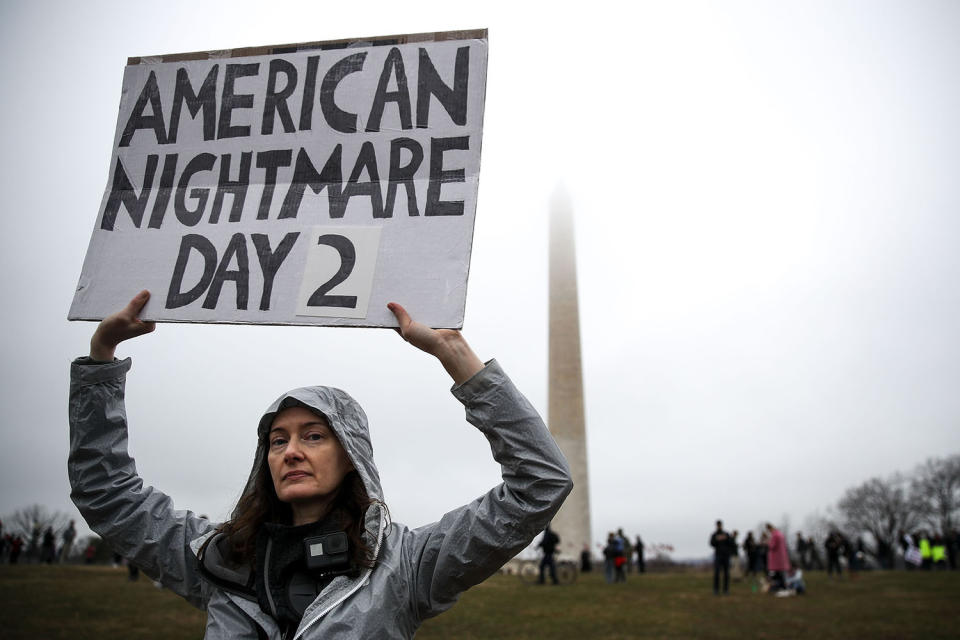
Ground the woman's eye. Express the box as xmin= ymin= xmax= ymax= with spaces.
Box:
xmin=270 ymin=438 xmax=287 ymax=447
xmin=305 ymin=432 xmax=324 ymax=442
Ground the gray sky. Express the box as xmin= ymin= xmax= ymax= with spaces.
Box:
xmin=1 ymin=0 xmax=959 ymax=560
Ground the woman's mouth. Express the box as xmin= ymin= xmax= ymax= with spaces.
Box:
xmin=283 ymin=470 xmax=310 ymax=481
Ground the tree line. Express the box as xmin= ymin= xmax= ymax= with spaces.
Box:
xmin=804 ymin=454 xmax=959 ymax=568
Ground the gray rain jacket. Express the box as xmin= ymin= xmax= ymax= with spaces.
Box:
xmin=69 ymin=356 xmax=572 ymax=639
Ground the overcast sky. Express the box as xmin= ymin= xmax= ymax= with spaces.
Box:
xmin=1 ymin=0 xmax=958 ymax=560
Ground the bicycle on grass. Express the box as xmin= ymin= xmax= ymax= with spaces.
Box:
xmin=517 ymin=559 xmax=577 ymax=585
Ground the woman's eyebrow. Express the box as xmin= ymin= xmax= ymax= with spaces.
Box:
xmin=270 ymin=419 xmax=328 ymax=435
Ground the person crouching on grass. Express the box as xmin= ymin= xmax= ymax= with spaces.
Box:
xmin=69 ymin=290 xmax=573 ymax=639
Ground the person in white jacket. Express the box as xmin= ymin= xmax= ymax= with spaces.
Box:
xmin=69 ymin=291 xmax=573 ymax=639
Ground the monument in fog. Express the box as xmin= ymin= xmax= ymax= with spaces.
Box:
xmin=547 ymin=190 xmax=592 ymax=558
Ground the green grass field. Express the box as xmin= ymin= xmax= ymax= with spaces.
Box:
xmin=1 ymin=565 xmax=958 ymax=639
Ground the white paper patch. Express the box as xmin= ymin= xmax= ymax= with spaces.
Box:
xmin=296 ymin=226 xmax=382 ymax=319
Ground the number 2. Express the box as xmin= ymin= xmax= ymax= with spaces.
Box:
xmin=307 ymin=234 xmax=357 ymax=308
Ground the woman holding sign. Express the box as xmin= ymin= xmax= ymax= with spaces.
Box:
xmin=69 ymin=291 xmax=572 ymax=639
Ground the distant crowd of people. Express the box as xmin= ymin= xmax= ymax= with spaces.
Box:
xmin=897 ymin=530 xmax=956 ymax=571
xmin=591 ymin=528 xmax=646 ymax=583
xmin=709 ymin=519 xmax=960 ymax=596
xmin=711 ymin=520 xmax=805 ymax=596
xmin=791 ymin=528 xmax=958 ymax=574
xmin=534 ymin=525 xmax=648 ymax=585
xmin=0 ymin=519 xmax=77 ymax=565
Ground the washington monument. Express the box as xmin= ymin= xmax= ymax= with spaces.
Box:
xmin=547 ymin=190 xmax=592 ymax=558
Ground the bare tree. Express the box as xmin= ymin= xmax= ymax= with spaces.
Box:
xmin=5 ymin=504 xmax=71 ymax=541
xmin=911 ymin=455 xmax=960 ymax=535
xmin=837 ymin=473 xmax=919 ymax=567
xmin=802 ymin=508 xmax=841 ymax=547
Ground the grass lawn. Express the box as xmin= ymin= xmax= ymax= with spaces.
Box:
xmin=1 ymin=565 xmax=958 ymax=638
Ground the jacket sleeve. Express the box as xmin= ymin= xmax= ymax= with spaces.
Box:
xmin=403 ymin=359 xmax=573 ymax=620
xmin=68 ymin=356 xmax=213 ymax=609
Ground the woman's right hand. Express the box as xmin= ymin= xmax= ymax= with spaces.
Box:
xmin=387 ymin=302 xmax=483 ymax=385
xmin=89 ymin=290 xmax=156 ymax=362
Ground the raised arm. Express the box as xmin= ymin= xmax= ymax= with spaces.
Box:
xmin=386 ymin=303 xmax=573 ymax=621
xmin=69 ymin=291 xmax=211 ymax=607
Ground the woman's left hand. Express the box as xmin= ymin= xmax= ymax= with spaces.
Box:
xmin=387 ymin=302 xmax=484 ymax=385
xmin=90 ymin=290 xmax=156 ymax=361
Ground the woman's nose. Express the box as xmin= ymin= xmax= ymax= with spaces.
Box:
xmin=284 ymin=438 xmax=305 ymax=461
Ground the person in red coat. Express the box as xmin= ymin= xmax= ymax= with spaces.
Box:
xmin=765 ymin=523 xmax=790 ymax=592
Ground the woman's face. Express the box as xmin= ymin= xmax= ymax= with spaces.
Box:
xmin=267 ymin=407 xmax=354 ymax=506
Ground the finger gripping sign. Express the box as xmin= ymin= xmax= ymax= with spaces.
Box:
xmin=68 ymin=30 xmax=488 ymax=328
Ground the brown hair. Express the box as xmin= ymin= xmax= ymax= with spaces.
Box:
xmin=219 ymin=431 xmax=380 ymax=569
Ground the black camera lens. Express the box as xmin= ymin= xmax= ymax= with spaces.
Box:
xmin=326 ymin=535 xmax=347 ymax=553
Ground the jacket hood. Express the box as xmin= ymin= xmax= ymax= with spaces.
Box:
xmin=233 ymin=386 xmax=387 ymax=558
xmin=248 ymin=386 xmax=383 ymax=504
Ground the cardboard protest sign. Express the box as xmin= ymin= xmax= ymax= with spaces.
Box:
xmin=69 ymin=30 xmax=488 ymax=328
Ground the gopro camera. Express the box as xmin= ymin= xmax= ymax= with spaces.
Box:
xmin=304 ymin=532 xmax=350 ymax=574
